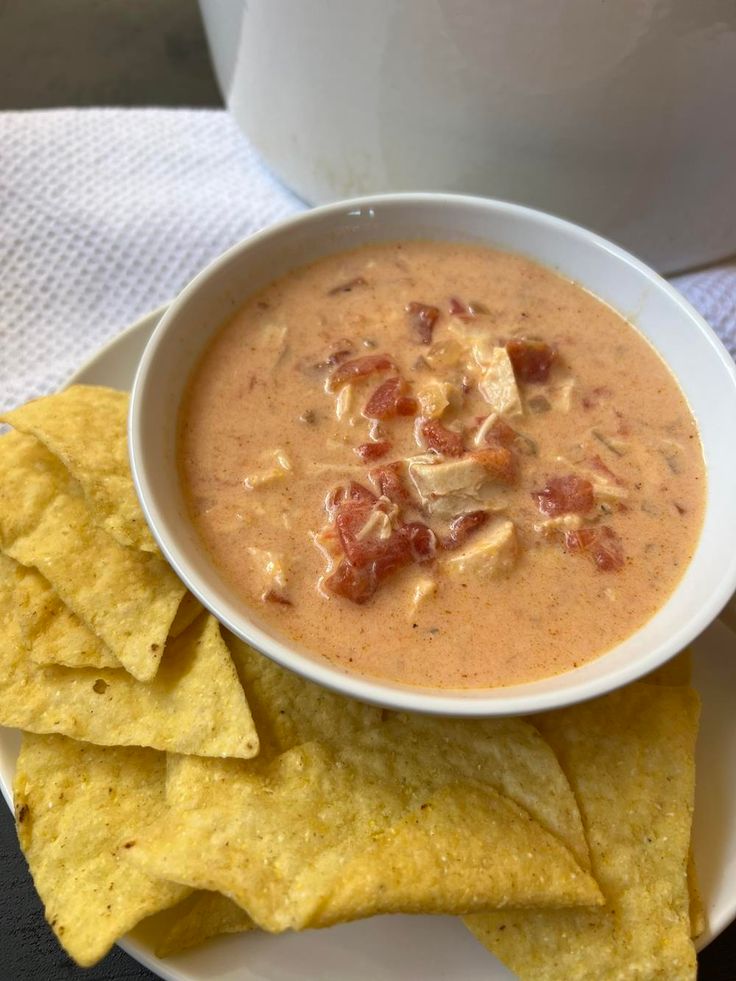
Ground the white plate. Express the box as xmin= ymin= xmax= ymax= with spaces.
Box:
xmin=1 ymin=309 xmax=735 ymax=980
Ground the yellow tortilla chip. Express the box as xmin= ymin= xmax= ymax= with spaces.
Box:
xmin=15 ymin=565 xmax=120 ymax=669
xmin=688 ymin=847 xmax=706 ymax=940
xmin=0 ymin=431 xmax=184 ymax=681
xmin=225 ymin=633 xmax=385 ymax=758
xmin=139 ymin=891 xmax=254 ymax=957
xmin=16 ymin=566 xmax=202 ymax=671
xmin=169 ymin=591 xmax=204 ymax=639
xmin=466 ymin=684 xmax=699 ymax=980
xmin=0 ymin=556 xmax=258 ymax=758
xmin=645 ymin=649 xmax=692 ymax=687
xmin=229 ymin=635 xmax=591 ymax=870
xmin=127 ymin=715 xmax=601 ymax=932
xmin=0 ymin=385 xmax=156 ymax=551
xmin=13 ymin=732 xmax=190 ymax=967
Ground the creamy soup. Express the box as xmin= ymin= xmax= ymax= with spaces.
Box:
xmin=178 ymin=242 xmax=705 ymax=688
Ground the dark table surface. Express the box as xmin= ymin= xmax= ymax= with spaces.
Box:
xmin=2 ymin=795 xmax=735 ymax=979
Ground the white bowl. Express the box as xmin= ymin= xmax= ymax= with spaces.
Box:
xmin=129 ymin=193 xmax=736 ymax=716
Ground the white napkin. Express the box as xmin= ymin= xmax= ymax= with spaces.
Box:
xmin=1 ymin=108 xmax=734 ymax=414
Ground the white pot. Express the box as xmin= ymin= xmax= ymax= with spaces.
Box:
xmin=200 ymin=0 xmax=736 ymax=273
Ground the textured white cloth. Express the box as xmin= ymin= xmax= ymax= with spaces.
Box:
xmin=1 ymin=108 xmax=735 ymax=413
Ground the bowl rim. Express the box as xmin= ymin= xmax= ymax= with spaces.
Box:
xmin=129 ymin=191 xmax=736 ymax=716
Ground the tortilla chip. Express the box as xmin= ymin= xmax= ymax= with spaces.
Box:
xmin=169 ymin=591 xmax=203 ymax=639
xmin=16 ymin=566 xmax=202 ymax=670
xmin=0 ymin=385 xmax=156 ymax=552
xmin=139 ymin=891 xmax=254 ymax=957
xmin=13 ymin=732 xmax=190 ymax=967
xmin=645 ymin=649 xmax=692 ymax=687
xmin=466 ymin=684 xmax=699 ymax=980
xmin=127 ymin=715 xmax=601 ymax=932
xmin=225 ymin=633 xmax=385 ymax=758
xmin=229 ymin=635 xmax=592 ymax=870
xmin=0 ymin=556 xmax=258 ymax=758
xmin=0 ymin=431 xmax=184 ymax=681
xmin=688 ymin=846 xmax=706 ymax=940
xmin=15 ymin=565 xmax=120 ymax=669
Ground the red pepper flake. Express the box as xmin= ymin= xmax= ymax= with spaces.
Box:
xmin=442 ymin=510 xmax=489 ymax=550
xmin=471 ymin=446 xmax=517 ymax=485
xmin=564 ymin=525 xmax=624 ymax=571
xmin=406 ymin=301 xmax=440 ymax=344
xmin=448 ymin=296 xmax=474 ymax=320
xmin=355 ymin=440 xmax=391 ymax=462
xmin=329 ymin=353 xmax=396 ymax=389
xmin=328 ymin=276 xmax=368 ymax=295
xmin=532 ymin=475 xmax=595 ymax=516
xmin=421 ymin=418 xmax=465 ymax=457
xmin=506 ymin=338 xmax=557 ymax=383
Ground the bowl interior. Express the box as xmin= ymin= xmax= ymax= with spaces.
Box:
xmin=129 ymin=194 xmax=736 ymax=715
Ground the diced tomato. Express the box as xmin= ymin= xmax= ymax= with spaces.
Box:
xmin=396 ymin=395 xmax=419 ymax=416
xmin=364 ymin=376 xmax=402 ymax=418
xmin=330 ymin=354 xmax=396 ymax=388
xmin=506 ymin=339 xmax=557 ymax=383
xmin=355 ymin=440 xmax=391 ymax=462
xmin=328 ymin=276 xmax=367 ymax=295
xmin=322 ymin=478 xmax=435 ymax=605
xmin=442 ymin=510 xmax=489 ymax=550
xmin=403 ymin=522 xmax=437 ymax=562
xmin=421 ymin=418 xmax=465 ymax=457
xmin=325 ymin=480 xmax=377 ymax=518
xmin=325 ymin=560 xmax=377 ymax=604
xmin=589 ymin=454 xmax=625 ymax=486
xmin=406 ymin=301 xmax=440 ymax=344
xmin=472 ymin=446 xmax=517 ymax=485
xmin=476 ymin=416 xmax=518 ymax=449
xmin=564 ymin=525 xmax=624 ymax=571
xmin=532 ymin=475 xmax=595 ymax=516
xmin=369 ymin=461 xmax=413 ymax=506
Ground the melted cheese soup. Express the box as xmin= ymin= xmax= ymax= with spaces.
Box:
xmin=178 ymin=242 xmax=705 ymax=688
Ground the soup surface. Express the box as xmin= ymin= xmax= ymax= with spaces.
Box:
xmin=179 ymin=242 xmax=705 ymax=688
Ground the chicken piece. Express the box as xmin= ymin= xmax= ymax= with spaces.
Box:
xmin=243 ymin=450 xmax=293 ymax=489
xmin=477 ymin=348 xmax=523 ymax=416
xmin=534 ymin=514 xmax=583 ymax=538
xmin=247 ymin=547 xmax=290 ymax=603
xmin=408 ymin=576 xmax=438 ymax=617
xmin=590 ymin=479 xmax=629 ymax=505
xmin=407 ymin=456 xmax=508 ymax=519
xmin=442 ymin=519 xmax=518 ymax=579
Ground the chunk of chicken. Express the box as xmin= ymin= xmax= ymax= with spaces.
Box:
xmin=477 ymin=348 xmax=523 ymax=416
xmin=243 ymin=449 xmax=293 ymax=489
xmin=534 ymin=514 xmax=583 ymax=537
xmin=407 ymin=456 xmax=508 ymax=519
xmin=442 ymin=519 xmax=518 ymax=579
xmin=247 ymin=547 xmax=290 ymax=603
xmin=408 ymin=576 xmax=438 ymax=617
